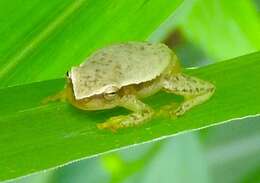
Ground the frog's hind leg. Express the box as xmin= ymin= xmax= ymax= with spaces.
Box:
xmin=97 ymin=95 xmax=154 ymax=131
xmin=162 ymin=73 xmax=215 ymax=116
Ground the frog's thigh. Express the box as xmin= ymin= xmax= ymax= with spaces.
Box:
xmin=163 ymin=73 xmax=215 ymax=116
xmin=97 ymin=95 xmax=154 ymax=131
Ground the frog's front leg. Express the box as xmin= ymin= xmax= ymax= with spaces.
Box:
xmin=97 ymin=95 xmax=154 ymax=131
xmin=162 ymin=73 xmax=215 ymax=116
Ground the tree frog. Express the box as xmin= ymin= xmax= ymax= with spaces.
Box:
xmin=46 ymin=42 xmax=215 ymax=131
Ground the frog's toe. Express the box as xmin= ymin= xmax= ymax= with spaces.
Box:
xmin=174 ymin=108 xmax=185 ymax=116
xmin=97 ymin=115 xmax=126 ymax=132
xmin=174 ymin=102 xmax=191 ymax=116
xmin=97 ymin=123 xmax=118 ymax=132
xmin=157 ymin=103 xmax=179 ymax=119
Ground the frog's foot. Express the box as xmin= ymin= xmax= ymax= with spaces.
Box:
xmin=97 ymin=115 xmax=126 ymax=132
xmin=41 ymin=90 xmax=67 ymax=105
xmin=174 ymin=91 xmax=214 ymax=116
xmin=163 ymin=73 xmax=215 ymax=116
xmin=156 ymin=103 xmax=179 ymax=119
xmin=97 ymin=110 xmax=154 ymax=132
xmin=97 ymin=95 xmax=154 ymax=131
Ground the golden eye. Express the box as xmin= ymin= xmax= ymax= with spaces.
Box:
xmin=104 ymin=92 xmax=117 ymax=100
xmin=103 ymin=85 xmax=119 ymax=100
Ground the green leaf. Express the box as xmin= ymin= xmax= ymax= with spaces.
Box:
xmin=179 ymin=0 xmax=260 ymax=60
xmin=0 ymin=0 xmax=182 ymax=88
xmin=1 ymin=52 xmax=260 ymax=181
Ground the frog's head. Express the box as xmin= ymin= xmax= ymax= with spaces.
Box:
xmin=66 ymin=80 xmax=120 ymax=110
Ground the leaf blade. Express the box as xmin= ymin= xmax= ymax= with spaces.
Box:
xmin=0 ymin=52 xmax=260 ymax=181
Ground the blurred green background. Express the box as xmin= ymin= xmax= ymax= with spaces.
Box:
xmin=11 ymin=0 xmax=260 ymax=182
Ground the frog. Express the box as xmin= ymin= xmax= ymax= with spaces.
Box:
xmin=46 ymin=42 xmax=215 ymax=131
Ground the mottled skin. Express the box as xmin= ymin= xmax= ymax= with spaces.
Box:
xmin=46 ymin=42 xmax=215 ymax=131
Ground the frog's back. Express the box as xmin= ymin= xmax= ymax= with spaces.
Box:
xmin=70 ymin=42 xmax=173 ymax=99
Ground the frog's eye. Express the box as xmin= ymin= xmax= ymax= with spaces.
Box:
xmin=104 ymin=92 xmax=117 ymax=100
xmin=66 ymin=71 xmax=69 ymax=77
xmin=104 ymin=86 xmax=119 ymax=100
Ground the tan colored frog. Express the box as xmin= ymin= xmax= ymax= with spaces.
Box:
xmin=46 ymin=42 xmax=215 ymax=131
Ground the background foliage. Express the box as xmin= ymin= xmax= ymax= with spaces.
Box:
xmin=0 ymin=0 xmax=259 ymax=182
